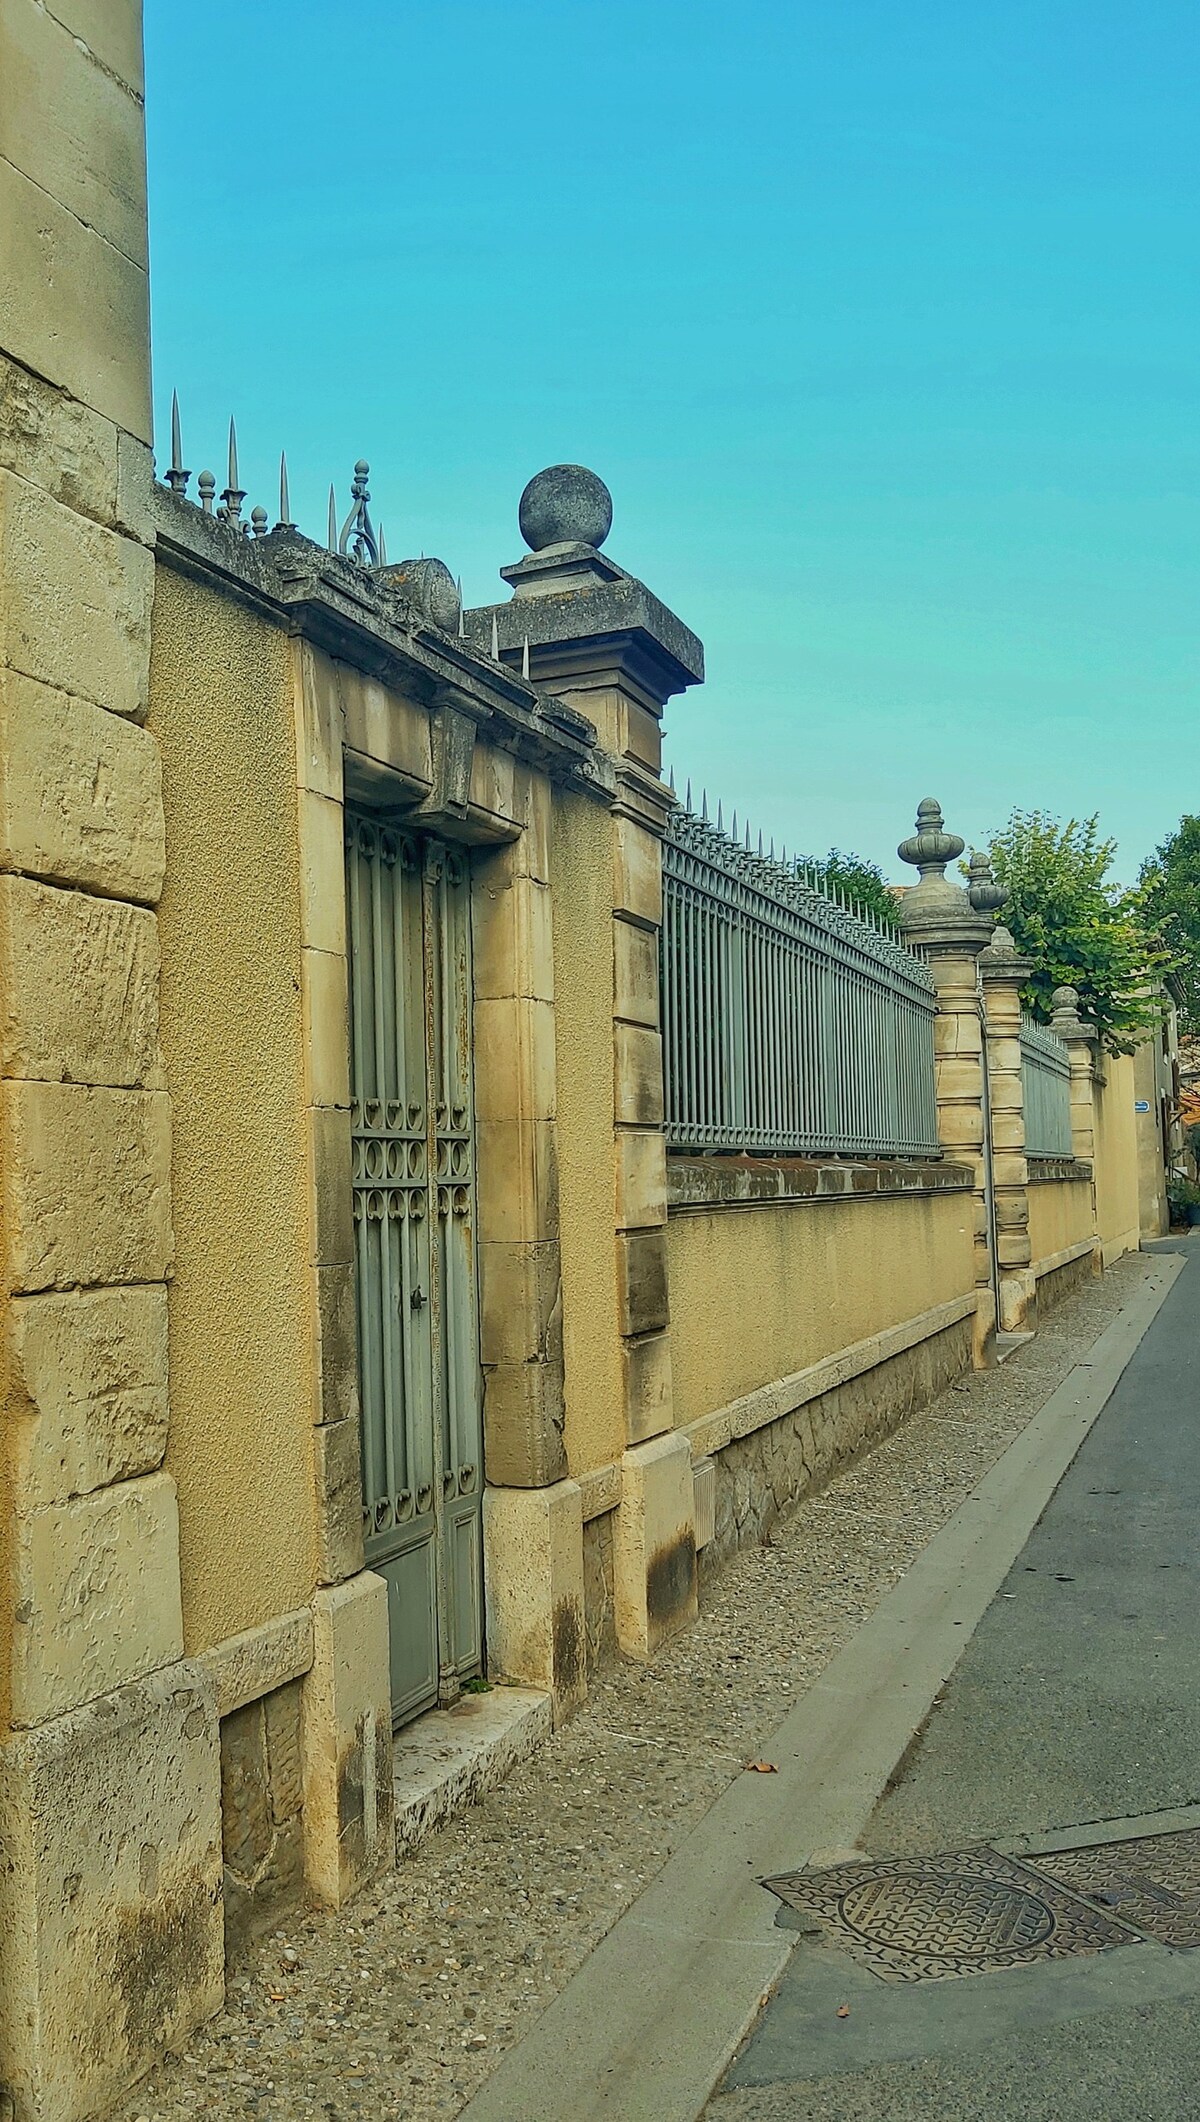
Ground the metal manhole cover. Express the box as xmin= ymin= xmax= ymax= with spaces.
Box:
xmin=763 ymin=1848 xmax=1139 ymax=1983
xmin=1033 ymin=1828 xmax=1200 ymax=1950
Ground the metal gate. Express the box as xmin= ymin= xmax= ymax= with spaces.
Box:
xmin=345 ymin=812 xmax=484 ymax=1725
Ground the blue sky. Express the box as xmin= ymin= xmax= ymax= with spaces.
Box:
xmin=144 ymin=2 xmax=1198 ymax=881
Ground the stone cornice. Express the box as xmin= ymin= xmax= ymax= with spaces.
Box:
xmin=463 ymin=567 xmax=705 ymax=711
xmin=151 ymin=487 xmax=614 ymax=798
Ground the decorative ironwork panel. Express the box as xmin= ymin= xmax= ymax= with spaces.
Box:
xmin=1020 ymin=1012 xmax=1074 ymax=1159
xmin=661 ymin=809 xmax=940 ymax=1158
xmin=346 ymin=814 xmax=483 ymax=1725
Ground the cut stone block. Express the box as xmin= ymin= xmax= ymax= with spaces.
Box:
xmin=0 ymin=1665 xmax=222 ymax=2122
xmin=613 ymin=1431 xmax=697 ymax=1658
xmin=0 ymin=0 xmax=149 ymax=268
xmin=0 ymin=669 xmax=165 ymax=901
xmin=0 ymin=467 xmax=152 ymax=717
xmin=0 ymin=154 xmax=150 ymax=440
xmin=8 ymin=1283 xmax=168 ymax=1507
xmin=9 ymin=1468 xmax=184 ymax=1726
xmin=0 ymin=873 xmax=161 ymax=1086
xmin=0 ymin=350 xmax=118 ymax=527
xmin=302 ymin=1572 xmax=394 ymax=1906
xmin=314 ymin=1415 xmax=366 ymax=1587
xmin=2 ymin=1079 xmax=171 ymax=1292
xmin=483 ymin=1478 xmax=586 ymax=1718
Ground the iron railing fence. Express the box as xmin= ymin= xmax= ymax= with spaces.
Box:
xmin=1020 ymin=1012 xmax=1074 ymax=1159
xmin=661 ymin=807 xmax=940 ymax=1158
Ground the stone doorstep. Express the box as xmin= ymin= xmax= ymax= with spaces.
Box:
xmin=392 ymin=1684 xmax=552 ymax=1858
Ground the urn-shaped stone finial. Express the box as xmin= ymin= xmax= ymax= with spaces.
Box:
xmin=966 ymin=850 xmax=1007 ymax=916
xmin=897 ymin=798 xmax=965 ymax=885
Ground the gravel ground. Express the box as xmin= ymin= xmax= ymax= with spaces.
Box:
xmin=121 ymin=1256 xmax=1150 ymax=2122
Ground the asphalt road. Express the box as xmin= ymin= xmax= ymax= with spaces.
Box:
xmin=709 ymin=1241 xmax=1200 ymax=2122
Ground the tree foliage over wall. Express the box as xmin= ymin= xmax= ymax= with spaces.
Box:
xmin=803 ymin=849 xmax=899 ymax=931
xmin=1139 ymin=816 xmax=1200 ymax=1034
xmin=983 ymin=810 xmax=1172 ymax=1053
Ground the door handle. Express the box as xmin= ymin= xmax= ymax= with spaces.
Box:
xmin=410 ymin=1285 xmax=427 ymax=1311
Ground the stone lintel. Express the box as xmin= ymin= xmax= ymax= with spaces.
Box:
xmin=201 ymin=1607 xmax=316 ymax=1718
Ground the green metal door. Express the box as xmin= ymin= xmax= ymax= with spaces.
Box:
xmin=345 ymin=813 xmax=484 ymax=1725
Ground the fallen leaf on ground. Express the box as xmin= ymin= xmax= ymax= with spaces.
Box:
xmin=836 ymin=2004 xmax=851 ymax=2019
xmin=744 ymin=1761 xmax=778 ymax=1773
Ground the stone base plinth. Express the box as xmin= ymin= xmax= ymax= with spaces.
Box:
xmin=613 ymin=1432 xmax=697 ymax=1658
xmin=483 ymin=1478 xmax=586 ymax=1719
xmin=0 ymin=1665 xmax=223 ymax=2122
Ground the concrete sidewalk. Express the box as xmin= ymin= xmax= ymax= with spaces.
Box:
xmin=711 ymin=1236 xmax=1199 ymax=2122
xmin=460 ymin=1248 xmax=1186 ymax=2122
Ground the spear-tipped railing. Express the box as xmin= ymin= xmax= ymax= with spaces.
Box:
xmin=661 ymin=794 xmax=939 ymax=1158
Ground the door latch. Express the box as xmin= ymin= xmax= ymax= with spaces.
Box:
xmin=410 ymin=1284 xmax=427 ymax=1311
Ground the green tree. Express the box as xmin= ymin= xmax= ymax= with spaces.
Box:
xmin=802 ymin=849 xmax=899 ymax=931
xmin=1139 ymin=816 xmax=1200 ymax=1034
xmin=983 ymin=810 xmax=1171 ymax=1053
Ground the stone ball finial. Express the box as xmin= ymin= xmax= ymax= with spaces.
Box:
xmin=897 ymin=797 xmax=965 ymax=881
xmin=1049 ymin=984 xmax=1096 ymax=1042
xmin=519 ymin=464 xmax=613 ymax=553
xmin=966 ymin=849 xmax=1007 ymax=916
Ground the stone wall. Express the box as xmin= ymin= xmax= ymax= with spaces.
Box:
xmin=219 ymin=1681 xmax=307 ymax=1955
xmin=582 ymin=1512 xmax=618 ymax=1678
xmin=0 ymin=8 xmax=225 ymax=2117
xmin=700 ymin=1315 xmax=974 ymax=1576
xmin=1033 ymin=1250 xmax=1096 ymax=1316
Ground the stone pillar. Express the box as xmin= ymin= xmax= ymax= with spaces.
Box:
xmin=466 ymin=465 xmax=703 ymax=1657
xmin=898 ymin=801 xmax=996 ymax=1367
xmin=0 ymin=7 xmax=223 ymax=2117
xmin=979 ymin=923 xmax=1037 ymax=1332
xmin=1048 ymin=985 xmax=1103 ymax=1271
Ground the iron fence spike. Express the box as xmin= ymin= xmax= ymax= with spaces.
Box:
xmin=686 ymin=779 xmax=692 ymax=812
xmin=668 ymin=765 xmax=676 ymax=793
xmin=218 ymin=418 xmax=244 ymax=524
xmin=166 ymin=390 xmax=190 ymax=494
xmin=278 ymin=451 xmax=292 ymax=528
xmin=328 ymin=484 xmax=338 ymax=550
xmin=378 ymin=521 xmax=387 ymax=567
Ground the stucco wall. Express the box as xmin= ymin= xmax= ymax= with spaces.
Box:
xmin=549 ymin=789 xmax=624 ymax=1477
xmin=1094 ymin=1053 xmax=1140 ymax=1265
xmin=150 ymin=565 xmax=317 ymax=1651
xmin=1027 ymin=1170 xmax=1094 ymax=1269
xmin=668 ymin=1184 xmax=974 ymax=1431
